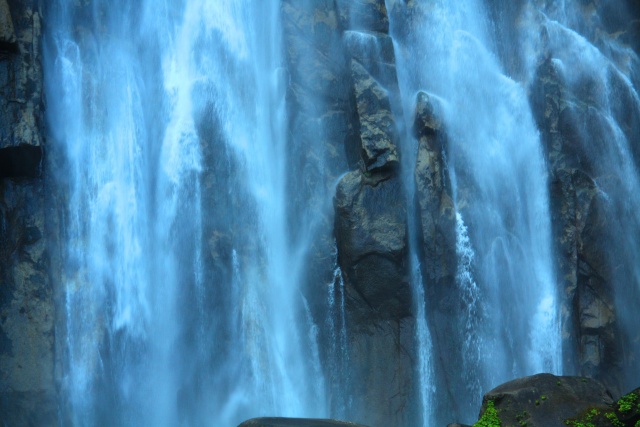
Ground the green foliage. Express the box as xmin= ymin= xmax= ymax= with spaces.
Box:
xmin=635 ymin=420 xmax=640 ymax=427
xmin=474 ymin=400 xmax=501 ymax=427
xmin=617 ymin=392 xmax=638 ymax=413
xmin=564 ymin=408 xmax=600 ymax=427
xmin=604 ymin=412 xmax=623 ymax=427
xmin=541 ymin=395 xmax=548 ymax=401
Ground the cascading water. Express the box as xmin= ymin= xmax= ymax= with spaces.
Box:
xmin=44 ymin=0 xmax=327 ymax=425
xmin=389 ymin=0 xmax=561 ymax=423
xmin=36 ymin=0 xmax=640 ymax=426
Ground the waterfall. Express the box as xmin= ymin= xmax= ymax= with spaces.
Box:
xmin=389 ymin=0 xmax=561 ymax=423
xmin=38 ymin=0 xmax=640 ymax=426
xmin=45 ymin=0 xmax=327 ymax=425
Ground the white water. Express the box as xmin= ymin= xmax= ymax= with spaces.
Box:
xmin=45 ymin=1 xmax=327 ymax=425
xmin=389 ymin=0 xmax=561 ymax=423
xmin=42 ymin=0 xmax=640 ymax=425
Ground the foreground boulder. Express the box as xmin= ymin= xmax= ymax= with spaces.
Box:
xmin=463 ymin=374 xmax=640 ymax=427
xmin=238 ymin=418 xmax=370 ymax=427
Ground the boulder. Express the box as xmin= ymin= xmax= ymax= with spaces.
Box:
xmin=238 ymin=418 xmax=369 ymax=427
xmin=477 ymin=374 xmax=614 ymax=427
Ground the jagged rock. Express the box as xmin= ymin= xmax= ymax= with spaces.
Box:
xmin=335 ymin=0 xmax=389 ymax=33
xmin=351 ymin=59 xmax=399 ymax=172
xmin=238 ymin=418 xmax=370 ymax=427
xmin=477 ymin=374 xmax=614 ymax=427
xmin=412 ymin=91 xmax=455 ymax=288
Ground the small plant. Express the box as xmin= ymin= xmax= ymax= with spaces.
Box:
xmin=535 ymin=399 xmax=540 ymax=406
xmin=474 ymin=400 xmax=501 ymax=427
xmin=541 ymin=395 xmax=548 ymax=401
xmin=617 ymin=392 xmax=638 ymax=413
xmin=605 ymin=412 xmax=623 ymax=427
xmin=557 ymin=381 xmax=562 ymax=386
xmin=565 ymin=408 xmax=600 ymax=427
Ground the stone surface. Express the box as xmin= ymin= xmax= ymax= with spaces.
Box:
xmin=478 ymin=374 xmax=614 ymax=427
xmin=350 ymin=59 xmax=399 ymax=172
xmin=0 ymin=1 xmax=54 ymax=425
xmin=238 ymin=418 xmax=370 ymax=427
xmin=530 ymin=56 xmax=626 ymax=393
xmin=334 ymin=169 xmax=409 ymax=320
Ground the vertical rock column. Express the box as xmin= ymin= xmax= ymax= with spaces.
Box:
xmin=332 ymin=1 xmax=418 ymax=425
xmin=0 ymin=0 xmax=55 ymax=425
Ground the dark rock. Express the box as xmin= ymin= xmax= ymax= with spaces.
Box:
xmin=0 ymin=0 xmax=17 ymax=54
xmin=334 ymin=170 xmax=409 ymax=320
xmin=0 ymin=144 xmax=42 ymax=178
xmin=238 ymin=418 xmax=369 ymax=427
xmin=350 ymin=60 xmax=399 ymax=172
xmin=412 ymin=91 xmax=455 ymax=288
xmin=0 ymin=1 xmax=54 ymax=426
xmin=531 ymin=56 xmax=625 ymax=392
xmin=478 ymin=374 xmax=614 ymax=427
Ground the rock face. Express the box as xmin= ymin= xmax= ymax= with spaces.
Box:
xmin=0 ymin=0 xmax=55 ymax=426
xmin=529 ymin=49 xmax=632 ymax=393
xmin=238 ymin=418 xmax=370 ymax=427
xmin=330 ymin=1 xmax=418 ymax=425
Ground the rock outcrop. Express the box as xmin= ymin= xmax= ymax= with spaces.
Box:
xmin=0 ymin=0 xmax=55 ymax=425
xmin=461 ymin=374 xmax=640 ymax=427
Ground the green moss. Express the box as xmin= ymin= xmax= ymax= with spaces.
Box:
xmin=474 ymin=400 xmax=501 ymax=427
xmin=617 ymin=392 xmax=638 ymax=413
xmin=605 ymin=412 xmax=623 ymax=427
xmin=564 ymin=408 xmax=600 ymax=427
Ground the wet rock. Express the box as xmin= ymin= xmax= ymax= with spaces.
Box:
xmin=334 ymin=166 xmax=416 ymax=427
xmin=531 ymin=56 xmax=624 ymax=392
xmin=238 ymin=418 xmax=370 ymax=427
xmin=351 ymin=59 xmax=399 ymax=172
xmin=335 ymin=0 xmax=389 ymax=34
xmin=0 ymin=1 xmax=54 ymax=426
xmin=343 ymin=30 xmax=397 ymax=91
xmin=477 ymin=374 xmax=614 ymax=427
xmin=334 ymin=169 xmax=409 ymax=320
xmin=412 ymin=91 xmax=455 ymax=288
